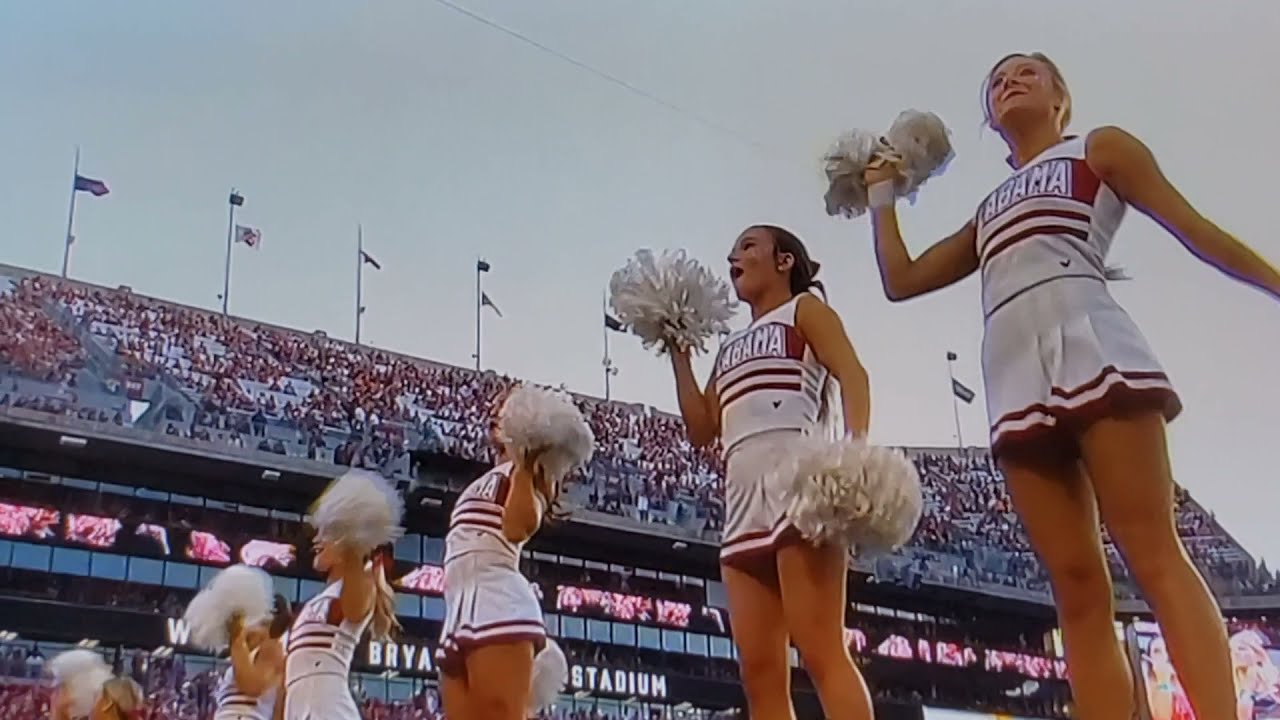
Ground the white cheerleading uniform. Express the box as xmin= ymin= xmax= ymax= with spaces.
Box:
xmin=436 ymin=461 xmax=547 ymax=673
xmin=712 ymin=293 xmax=829 ymax=564
xmin=283 ymin=579 xmax=371 ymax=720
xmin=214 ymin=654 xmax=276 ymax=720
xmin=976 ymin=134 xmax=1180 ymax=456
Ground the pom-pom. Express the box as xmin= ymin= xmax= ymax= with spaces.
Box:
xmin=310 ymin=469 xmax=405 ymax=556
xmin=822 ymin=130 xmax=890 ymax=218
xmin=527 ymin=639 xmax=568 ymax=714
xmin=608 ymin=249 xmax=736 ymax=355
xmin=182 ymin=564 xmax=274 ymax=651
xmin=49 ymin=649 xmax=112 ymax=719
xmin=884 ymin=110 xmax=954 ymax=202
xmin=822 ymin=110 xmax=953 ymax=218
xmin=497 ymin=384 xmax=595 ymax=484
xmin=777 ymin=433 xmax=923 ymax=554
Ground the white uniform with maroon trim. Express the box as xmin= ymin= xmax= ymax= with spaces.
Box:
xmin=977 ymin=134 xmax=1180 ymax=456
xmin=214 ymin=654 xmax=276 ymax=720
xmin=436 ymin=461 xmax=547 ymax=672
xmin=713 ymin=293 xmax=829 ymax=564
xmin=282 ymin=580 xmax=370 ymax=720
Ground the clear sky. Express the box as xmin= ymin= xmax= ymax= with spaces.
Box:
xmin=2 ymin=1 xmax=1277 ymax=564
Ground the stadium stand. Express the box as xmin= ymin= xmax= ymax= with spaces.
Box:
xmin=0 ymin=263 xmax=1270 ymax=609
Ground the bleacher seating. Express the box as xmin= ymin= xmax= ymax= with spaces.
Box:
xmin=0 ymin=265 xmax=1268 ymax=600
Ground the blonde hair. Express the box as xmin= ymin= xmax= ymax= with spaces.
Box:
xmin=982 ymin=52 xmax=1073 ymax=132
xmin=369 ymin=555 xmax=401 ymax=641
xmin=99 ymin=676 xmax=143 ymax=720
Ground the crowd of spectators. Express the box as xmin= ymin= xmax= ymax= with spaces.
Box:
xmin=0 ymin=269 xmax=1267 ymax=600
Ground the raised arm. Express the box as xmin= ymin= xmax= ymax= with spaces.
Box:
xmin=1086 ymin=125 xmax=1280 ymax=301
xmin=795 ymin=295 xmax=871 ymax=436
xmin=502 ymin=459 xmax=545 ymax=544
xmin=669 ymin=348 xmax=720 ymax=447
xmin=229 ymin=629 xmax=282 ymax=697
xmin=864 ymin=166 xmax=980 ymax=301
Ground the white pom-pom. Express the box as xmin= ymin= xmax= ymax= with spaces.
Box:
xmin=777 ymin=433 xmax=923 ymax=554
xmin=497 ymin=384 xmax=595 ymax=484
xmin=527 ymin=639 xmax=568 ymax=714
xmin=310 ymin=469 xmax=405 ymax=555
xmin=822 ymin=129 xmax=890 ymax=218
xmin=608 ymin=249 xmax=737 ymax=355
xmin=884 ymin=110 xmax=954 ymax=202
xmin=182 ymin=564 xmax=274 ymax=651
xmin=49 ymin=649 xmax=112 ymax=719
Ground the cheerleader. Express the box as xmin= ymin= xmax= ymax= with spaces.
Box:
xmin=437 ymin=386 xmax=585 ymax=720
xmin=214 ymin=595 xmax=291 ymax=720
xmin=284 ymin=470 xmax=403 ymax=720
xmin=862 ymin=52 xmax=1280 ymax=718
xmin=668 ymin=225 xmax=874 ymax=720
xmin=48 ymin=650 xmax=144 ymax=720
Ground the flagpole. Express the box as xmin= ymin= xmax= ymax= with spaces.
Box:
xmin=602 ymin=290 xmax=614 ymax=401
xmin=355 ymin=224 xmax=364 ymax=345
xmin=474 ymin=258 xmax=483 ymax=371
xmin=946 ymin=351 xmax=964 ymax=448
xmin=221 ymin=189 xmax=239 ymax=315
xmin=61 ymin=146 xmax=80 ymax=278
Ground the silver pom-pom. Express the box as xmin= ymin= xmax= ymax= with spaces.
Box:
xmin=527 ymin=639 xmax=568 ymax=715
xmin=884 ymin=110 xmax=954 ymax=202
xmin=822 ymin=110 xmax=953 ymax=218
xmin=608 ymin=249 xmax=737 ymax=355
xmin=778 ymin=433 xmax=923 ymax=555
xmin=498 ymin=384 xmax=595 ymax=484
xmin=49 ymin=649 xmax=112 ymax=719
xmin=822 ymin=130 xmax=888 ymax=218
xmin=182 ymin=564 xmax=274 ymax=651
xmin=310 ymin=469 xmax=405 ymax=555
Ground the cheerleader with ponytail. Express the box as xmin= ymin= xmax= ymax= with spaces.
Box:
xmin=612 ymin=225 xmax=920 ymax=720
xmin=49 ymin=650 xmax=144 ymax=720
xmin=436 ymin=385 xmax=591 ymax=720
xmin=183 ymin=565 xmax=290 ymax=720
xmin=284 ymin=469 xmax=404 ymax=720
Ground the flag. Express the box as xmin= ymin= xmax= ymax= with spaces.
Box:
xmin=229 ymin=191 xmax=244 ymax=207
xmin=74 ymin=174 xmax=109 ymax=197
xmin=951 ymin=378 xmax=975 ymax=404
xmin=477 ymin=259 xmax=491 ymax=273
xmin=360 ymin=250 xmax=381 ymax=269
xmin=946 ymin=351 xmax=958 ymax=361
xmin=481 ymin=292 xmax=502 ymax=317
xmin=235 ymin=225 xmax=261 ymax=248
xmin=605 ymin=313 xmax=624 ymax=332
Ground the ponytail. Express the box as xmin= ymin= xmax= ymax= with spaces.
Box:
xmin=369 ymin=548 xmax=401 ymax=641
xmin=100 ymin=675 xmax=144 ymax=720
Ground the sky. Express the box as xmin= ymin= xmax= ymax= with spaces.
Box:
xmin=1 ymin=1 xmax=1278 ymax=564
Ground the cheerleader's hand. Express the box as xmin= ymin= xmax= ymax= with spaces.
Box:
xmin=226 ymin=611 xmax=245 ymax=642
xmin=862 ymin=151 xmax=900 ymax=187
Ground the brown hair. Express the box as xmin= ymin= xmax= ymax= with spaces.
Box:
xmin=982 ymin=52 xmax=1073 ymax=132
xmin=753 ymin=225 xmax=825 ymax=298
xmin=99 ymin=676 xmax=143 ymax=720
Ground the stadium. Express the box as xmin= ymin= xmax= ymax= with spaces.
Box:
xmin=1 ymin=263 xmax=1276 ymax=720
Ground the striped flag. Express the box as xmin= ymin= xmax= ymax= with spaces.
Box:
xmin=360 ymin=250 xmax=381 ymax=269
xmin=74 ymin=174 xmax=109 ymax=197
xmin=235 ymin=225 xmax=261 ymax=248
xmin=481 ymin=292 xmax=502 ymax=318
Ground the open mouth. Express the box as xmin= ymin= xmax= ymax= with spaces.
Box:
xmin=1000 ymin=88 xmax=1027 ymax=103
xmin=729 ymin=266 xmax=744 ymax=280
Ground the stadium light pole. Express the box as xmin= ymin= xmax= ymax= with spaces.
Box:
xmin=946 ymin=351 xmax=964 ymax=448
xmin=602 ymin=291 xmax=618 ymax=400
xmin=222 ymin=189 xmax=244 ymax=315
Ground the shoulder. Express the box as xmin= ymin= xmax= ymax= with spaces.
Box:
xmin=1084 ymin=126 xmax=1155 ymax=177
xmin=794 ymin=292 xmax=842 ymax=330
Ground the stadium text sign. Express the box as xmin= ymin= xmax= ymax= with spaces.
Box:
xmin=569 ymin=665 xmax=667 ymax=699
xmin=366 ymin=640 xmax=437 ymax=674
